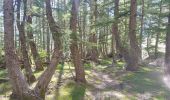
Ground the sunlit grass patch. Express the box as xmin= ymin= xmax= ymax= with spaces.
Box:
xmin=84 ymin=63 xmax=92 ymax=70
xmin=34 ymin=70 xmax=44 ymax=78
xmin=116 ymin=61 xmax=125 ymax=69
xmin=120 ymin=67 xmax=170 ymax=99
xmin=48 ymin=81 xmax=86 ymax=100
xmin=99 ymin=59 xmax=112 ymax=65
xmin=141 ymin=67 xmax=153 ymax=72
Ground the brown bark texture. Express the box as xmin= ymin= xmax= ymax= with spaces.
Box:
xmin=126 ymin=0 xmax=140 ymax=71
xmin=70 ymin=0 xmax=86 ymax=83
xmin=16 ymin=0 xmax=36 ymax=83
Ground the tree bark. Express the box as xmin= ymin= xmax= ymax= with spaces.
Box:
xmin=155 ymin=0 xmax=162 ymax=59
xmin=3 ymin=0 xmax=32 ymax=99
xmin=46 ymin=26 xmax=50 ymax=62
xmin=27 ymin=0 xmax=43 ymax=71
xmin=88 ymin=0 xmax=98 ymax=62
xmin=70 ymin=0 xmax=86 ymax=83
xmin=16 ymin=0 xmax=35 ymax=83
xmin=33 ymin=0 xmax=63 ymax=99
xmin=111 ymin=0 xmax=119 ymax=66
xmin=140 ymin=0 xmax=144 ymax=59
xmin=126 ymin=0 xmax=140 ymax=71
xmin=165 ymin=9 xmax=170 ymax=75
xmin=82 ymin=2 xmax=87 ymax=59
xmin=112 ymin=0 xmax=129 ymax=63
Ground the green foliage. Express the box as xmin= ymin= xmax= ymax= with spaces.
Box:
xmin=39 ymin=50 xmax=48 ymax=60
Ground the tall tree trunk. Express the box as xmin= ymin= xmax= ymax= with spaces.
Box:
xmin=46 ymin=25 xmax=50 ymax=62
xmin=70 ymin=0 xmax=86 ymax=83
xmin=27 ymin=0 xmax=43 ymax=71
xmin=78 ymin=11 xmax=83 ymax=59
xmin=16 ymin=0 xmax=35 ymax=83
xmin=3 ymin=0 xmax=32 ymax=99
xmin=42 ymin=6 xmax=46 ymax=50
xmin=165 ymin=8 xmax=170 ymax=75
xmin=155 ymin=0 xmax=162 ymax=59
xmin=126 ymin=0 xmax=140 ymax=71
xmin=33 ymin=0 xmax=63 ymax=99
xmin=111 ymin=0 xmax=119 ymax=66
xmin=112 ymin=0 xmax=130 ymax=64
xmin=88 ymin=0 xmax=98 ymax=62
xmin=27 ymin=15 xmax=43 ymax=71
xmin=82 ymin=1 xmax=87 ymax=59
xmin=140 ymin=0 xmax=144 ymax=59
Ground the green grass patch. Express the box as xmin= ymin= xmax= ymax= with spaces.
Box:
xmin=84 ymin=63 xmax=92 ymax=70
xmin=51 ymin=81 xmax=86 ymax=100
xmin=99 ymin=59 xmax=112 ymax=65
xmin=121 ymin=67 xmax=170 ymax=99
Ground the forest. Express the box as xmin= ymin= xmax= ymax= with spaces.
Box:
xmin=0 ymin=0 xmax=170 ymax=100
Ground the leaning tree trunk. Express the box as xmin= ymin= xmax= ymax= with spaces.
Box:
xmin=4 ymin=0 xmax=63 ymax=99
xmin=27 ymin=15 xmax=43 ymax=71
xmin=16 ymin=0 xmax=35 ymax=83
xmin=33 ymin=0 xmax=62 ymax=99
xmin=27 ymin=0 xmax=43 ymax=71
xmin=70 ymin=0 xmax=86 ymax=83
xmin=126 ymin=0 xmax=140 ymax=71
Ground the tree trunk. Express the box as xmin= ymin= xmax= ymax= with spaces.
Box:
xmin=16 ymin=0 xmax=35 ymax=83
xmin=112 ymin=0 xmax=136 ymax=70
xmin=42 ymin=6 xmax=46 ymax=50
xmin=88 ymin=0 xmax=98 ymax=62
xmin=155 ymin=0 xmax=162 ymax=59
xmin=3 ymin=0 xmax=32 ymax=99
xmin=27 ymin=0 xmax=43 ymax=71
xmin=81 ymin=2 xmax=87 ymax=59
xmin=33 ymin=0 xmax=63 ymax=99
xmin=46 ymin=26 xmax=50 ymax=62
xmin=70 ymin=0 xmax=86 ymax=83
xmin=140 ymin=0 xmax=144 ymax=59
xmin=126 ymin=0 xmax=140 ymax=71
xmin=165 ymin=10 xmax=170 ymax=75
xmin=111 ymin=0 xmax=119 ymax=66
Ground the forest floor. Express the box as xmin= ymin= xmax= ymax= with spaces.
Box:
xmin=0 ymin=58 xmax=170 ymax=100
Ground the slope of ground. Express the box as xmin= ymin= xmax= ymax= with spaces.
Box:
xmin=0 ymin=59 xmax=169 ymax=100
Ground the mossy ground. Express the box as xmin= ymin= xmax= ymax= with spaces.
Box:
xmin=0 ymin=59 xmax=170 ymax=100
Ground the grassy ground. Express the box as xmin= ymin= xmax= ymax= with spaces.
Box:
xmin=0 ymin=59 xmax=170 ymax=100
